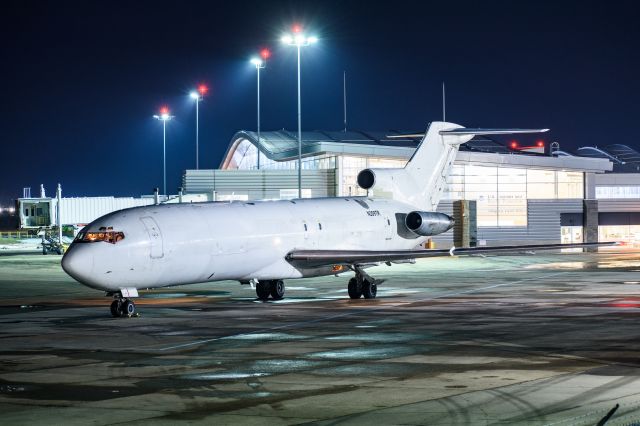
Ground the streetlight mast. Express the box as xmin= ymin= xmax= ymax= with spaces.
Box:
xmin=281 ymin=26 xmax=318 ymax=198
xmin=190 ymin=84 xmax=208 ymax=170
xmin=153 ymin=107 xmax=174 ymax=197
xmin=250 ymin=49 xmax=269 ymax=170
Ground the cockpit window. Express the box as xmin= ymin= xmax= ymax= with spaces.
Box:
xmin=75 ymin=228 xmax=125 ymax=244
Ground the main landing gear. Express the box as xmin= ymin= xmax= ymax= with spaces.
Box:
xmin=109 ymin=295 xmax=137 ymax=318
xmin=255 ymin=280 xmax=285 ymax=301
xmin=347 ymin=266 xmax=382 ymax=300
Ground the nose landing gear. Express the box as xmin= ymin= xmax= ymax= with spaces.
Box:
xmin=347 ymin=266 xmax=382 ymax=300
xmin=256 ymin=280 xmax=286 ymax=301
xmin=108 ymin=290 xmax=138 ymax=318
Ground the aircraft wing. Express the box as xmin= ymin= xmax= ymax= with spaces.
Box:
xmin=286 ymin=242 xmax=616 ymax=268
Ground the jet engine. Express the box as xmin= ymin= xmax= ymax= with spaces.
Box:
xmin=357 ymin=168 xmax=412 ymax=199
xmin=405 ymin=211 xmax=454 ymax=236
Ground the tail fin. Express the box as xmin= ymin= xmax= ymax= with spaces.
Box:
xmin=403 ymin=122 xmax=468 ymax=210
xmin=361 ymin=122 xmax=548 ymax=210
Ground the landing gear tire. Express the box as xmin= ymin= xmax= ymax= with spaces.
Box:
xmin=362 ymin=280 xmax=377 ymax=299
xmin=270 ymin=280 xmax=285 ymax=300
xmin=110 ymin=298 xmax=136 ymax=317
xmin=110 ymin=300 xmax=122 ymax=318
xmin=122 ymin=300 xmax=136 ymax=317
xmin=348 ymin=278 xmax=362 ymax=299
xmin=256 ymin=281 xmax=271 ymax=300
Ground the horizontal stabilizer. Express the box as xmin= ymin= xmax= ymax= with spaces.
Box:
xmin=387 ymin=128 xmax=549 ymax=139
xmin=386 ymin=134 xmax=425 ymax=139
xmin=439 ymin=128 xmax=549 ymax=136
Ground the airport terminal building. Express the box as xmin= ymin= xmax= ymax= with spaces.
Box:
xmin=183 ymin=129 xmax=640 ymax=246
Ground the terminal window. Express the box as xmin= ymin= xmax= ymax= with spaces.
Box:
xmin=595 ymin=186 xmax=640 ymax=199
xmin=443 ymin=166 xmax=583 ymax=227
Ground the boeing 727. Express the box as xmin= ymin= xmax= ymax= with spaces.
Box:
xmin=61 ymin=121 xmax=608 ymax=317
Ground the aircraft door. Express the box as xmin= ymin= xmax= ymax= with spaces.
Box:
xmin=140 ymin=216 xmax=164 ymax=259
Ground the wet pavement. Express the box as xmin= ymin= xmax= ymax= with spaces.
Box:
xmin=1 ymin=249 xmax=640 ymax=425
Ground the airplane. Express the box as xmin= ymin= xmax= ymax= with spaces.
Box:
xmin=61 ymin=121 xmax=612 ymax=317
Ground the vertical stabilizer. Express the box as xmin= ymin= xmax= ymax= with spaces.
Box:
xmin=403 ymin=121 xmax=471 ymax=210
xmin=358 ymin=122 xmax=548 ymax=211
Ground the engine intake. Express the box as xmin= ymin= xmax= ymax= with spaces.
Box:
xmin=405 ymin=211 xmax=454 ymax=236
xmin=357 ymin=169 xmax=376 ymax=190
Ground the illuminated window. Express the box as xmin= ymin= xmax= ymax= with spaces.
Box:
xmin=599 ymin=225 xmax=640 ymax=244
xmin=527 ymin=169 xmax=556 ymax=199
xmin=595 ymin=186 xmax=640 ymax=199
xmin=557 ymin=171 xmax=584 ymax=199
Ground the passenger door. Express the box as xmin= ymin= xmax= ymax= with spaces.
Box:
xmin=140 ymin=216 xmax=164 ymax=259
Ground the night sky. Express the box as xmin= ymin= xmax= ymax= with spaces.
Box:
xmin=2 ymin=0 xmax=639 ymax=205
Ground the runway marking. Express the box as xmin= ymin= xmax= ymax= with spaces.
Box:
xmin=157 ymin=271 xmax=569 ymax=352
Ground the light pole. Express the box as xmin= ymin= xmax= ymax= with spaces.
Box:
xmin=153 ymin=107 xmax=174 ymax=197
xmin=250 ymin=49 xmax=270 ymax=170
xmin=189 ymin=84 xmax=208 ymax=170
xmin=281 ymin=27 xmax=318 ymax=198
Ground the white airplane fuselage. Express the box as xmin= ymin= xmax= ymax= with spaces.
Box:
xmin=62 ymin=197 xmax=432 ymax=292
xmin=61 ymin=122 xmax=551 ymax=309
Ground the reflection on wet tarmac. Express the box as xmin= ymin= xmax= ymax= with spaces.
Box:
xmin=2 ymin=250 xmax=640 ymax=424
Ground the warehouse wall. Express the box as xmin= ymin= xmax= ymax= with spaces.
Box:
xmin=182 ymin=169 xmax=337 ymax=199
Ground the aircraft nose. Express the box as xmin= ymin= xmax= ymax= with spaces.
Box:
xmin=61 ymin=245 xmax=95 ymax=285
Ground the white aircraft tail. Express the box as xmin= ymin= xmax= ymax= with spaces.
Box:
xmin=358 ymin=121 xmax=548 ymax=210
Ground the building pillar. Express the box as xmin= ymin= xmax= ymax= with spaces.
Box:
xmin=583 ymin=199 xmax=599 ymax=245
xmin=453 ymin=200 xmax=477 ymax=248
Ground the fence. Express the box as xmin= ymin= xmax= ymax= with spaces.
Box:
xmin=0 ymin=230 xmax=38 ymax=239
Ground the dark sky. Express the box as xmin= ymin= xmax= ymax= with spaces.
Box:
xmin=1 ymin=0 xmax=639 ymax=205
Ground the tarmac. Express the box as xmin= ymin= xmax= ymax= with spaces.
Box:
xmin=1 ymin=248 xmax=640 ymax=425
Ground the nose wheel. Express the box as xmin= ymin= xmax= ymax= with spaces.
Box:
xmin=256 ymin=280 xmax=285 ymax=301
xmin=109 ymin=297 xmax=137 ymax=318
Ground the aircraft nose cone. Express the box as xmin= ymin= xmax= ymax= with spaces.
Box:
xmin=61 ymin=245 xmax=95 ymax=285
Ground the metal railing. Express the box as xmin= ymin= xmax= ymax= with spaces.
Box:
xmin=0 ymin=230 xmax=38 ymax=239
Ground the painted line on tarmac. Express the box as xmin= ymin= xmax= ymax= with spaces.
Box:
xmin=157 ymin=271 xmax=568 ymax=352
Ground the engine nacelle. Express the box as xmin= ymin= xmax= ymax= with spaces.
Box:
xmin=405 ymin=211 xmax=455 ymax=236
xmin=357 ymin=168 xmax=410 ymax=199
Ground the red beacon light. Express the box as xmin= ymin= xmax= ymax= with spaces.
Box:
xmin=260 ymin=48 xmax=271 ymax=60
xmin=536 ymin=140 xmax=544 ymax=147
xmin=198 ymin=84 xmax=209 ymax=96
xmin=510 ymin=141 xmax=518 ymax=149
xmin=159 ymin=106 xmax=169 ymax=115
xmin=292 ymin=24 xmax=302 ymax=33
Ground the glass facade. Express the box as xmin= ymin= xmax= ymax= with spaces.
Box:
xmin=561 ymin=226 xmax=584 ymax=244
xmin=596 ymin=186 xmax=640 ymax=199
xmin=225 ymin=139 xmax=587 ymax=229
xmin=443 ymin=165 xmax=583 ymax=227
xmin=228 ymin=139 xmax=336 ymax=171
xmin=599 ymin=225 xmax=640 ymax=244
